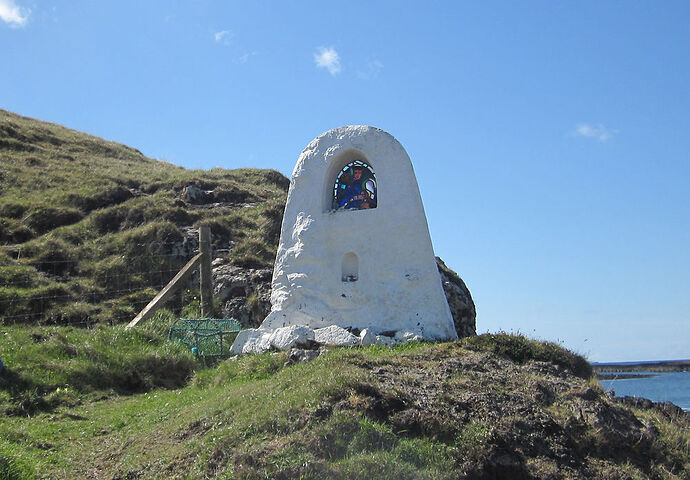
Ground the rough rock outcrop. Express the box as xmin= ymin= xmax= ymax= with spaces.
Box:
xmin=212 ymin=261 xmax=272 ymax=328
xmin=436 ymin=257 xmax=476 ymax=338
xmin=182 ymin=184 xmax=212 ymax=204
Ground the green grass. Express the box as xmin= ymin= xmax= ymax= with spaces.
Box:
xmin=461 ymin=331 xmax=594 ymax=378
xmin=0 ymin=311 xmax=195 ymax=417
xmin=1 ymin=330 xmax=687 ymax=479
xmin=0 ymin=443 xmax=35 ymax=480
xmin=0 ymin=109 xmax=288 ymax=326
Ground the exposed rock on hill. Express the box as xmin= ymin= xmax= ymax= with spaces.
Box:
xmin=437 ymin=256 xmax=476 ymax=337
xmin=212 ymin=259 xmax=272 ymax=327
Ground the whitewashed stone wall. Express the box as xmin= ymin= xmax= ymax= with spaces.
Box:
xmin=259 ymin=126 xmax=457 ymax=341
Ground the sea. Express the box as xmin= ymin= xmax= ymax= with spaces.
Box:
xmin=597 ymin=371 xmax=690 ymax=411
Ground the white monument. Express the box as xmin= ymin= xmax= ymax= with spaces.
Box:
xmin=260 ymin=126 xmax=457 ymax=342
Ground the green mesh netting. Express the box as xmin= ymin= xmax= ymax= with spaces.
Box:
xmin=168 ymin=318 xmax=242 ymax=357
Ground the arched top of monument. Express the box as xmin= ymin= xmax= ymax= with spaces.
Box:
xmin=303 ymin=125 xmax=392 ymax=151
xmin=293 ymin=125 xmax=411 ymax=178
xmin=289 ymin=126 xmax=417 ymax=214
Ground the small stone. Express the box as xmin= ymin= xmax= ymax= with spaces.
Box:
xmin=360 ymin=328 xmax=377 ymax=347
xmin=286 ymin=348 xmax=321 ymax=365
xmin=314 ymin=325 xmax=360 ymax=347
xmin=211 ymin=257 xmax=226 ymax=268
xmin=229 ymin=329 xmax=271 ymax=355
xmin=375 ymin=335 xmax=396 ymax=346
xmin=394 ymin=331 xmax=423 ymax=343
xmin=268 ymin=325 xmax=315 ymax=351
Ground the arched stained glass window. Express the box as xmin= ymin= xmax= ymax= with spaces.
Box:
xmin=332 ymin=160 xmax=377 ymax=211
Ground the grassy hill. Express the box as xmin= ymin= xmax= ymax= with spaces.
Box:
xmin=1 ymin=327 xmax=688 ymax=479
xmin=0 ymin=109 xmax=288 ymax=326
xmin=1 ymin=111 xmax=688 ymax=479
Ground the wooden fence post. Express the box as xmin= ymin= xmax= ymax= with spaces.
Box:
xmin=125 ymin=253 xmax=203 ymax=330
xmin=199 ymin=225 xmax=213 ymax=318
xmin=126 ymin=226 xmax=215 ymax=329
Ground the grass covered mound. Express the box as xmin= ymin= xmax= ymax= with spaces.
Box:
xmin=0 ymin=332 xmax=688 ymax=479
xmin=0 ymin=311 xmax=195 ymax=417
xmin=0 ymin=109 xmax=288 ymax=326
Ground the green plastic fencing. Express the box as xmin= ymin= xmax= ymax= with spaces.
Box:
xmin=168 ymin=318 xmax=242 ymax=357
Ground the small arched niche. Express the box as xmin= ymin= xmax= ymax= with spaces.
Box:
xmin=341 ymin=252 xmax=359 ymax=282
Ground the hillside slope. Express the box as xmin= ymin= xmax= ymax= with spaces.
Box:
xmin=0 ymin=109 xmax=289 ymax=325
xmin=0 ymin=331 xmax=688 ymax=479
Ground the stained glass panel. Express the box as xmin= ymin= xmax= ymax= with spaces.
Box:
xmin=332 ymin=160 xmax=377 ymax=211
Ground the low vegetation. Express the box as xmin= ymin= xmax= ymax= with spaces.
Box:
xmin=0 ymin=332 xmax=688 ymax=479
xmin=0 ymin=311 xmax=194 ymax=418
xmin=0 ymin=109 xmax=288 ymax=326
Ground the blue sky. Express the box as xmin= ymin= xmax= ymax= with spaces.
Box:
xmin=2 ymin=1 xmax=689 ymax=361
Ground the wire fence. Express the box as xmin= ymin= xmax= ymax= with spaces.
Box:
xmin=0 ymin=241 xmax=198 ymax=326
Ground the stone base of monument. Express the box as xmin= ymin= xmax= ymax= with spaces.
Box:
xmin=229 ymin=324 xmax=426 ymax=355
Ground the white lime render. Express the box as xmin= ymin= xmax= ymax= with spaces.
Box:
xmin=261 ymin=126 xmax=457 ymax=341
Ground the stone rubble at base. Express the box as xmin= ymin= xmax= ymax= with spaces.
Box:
xmin=313 ymin=325 xmax=360 ymax=346
xmin=228 ymin=324 xmax=427 ymax=356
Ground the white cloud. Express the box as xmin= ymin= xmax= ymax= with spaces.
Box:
xmin=214 ymin=30 xmax=233 ymax=45
xmin=0 ymin=0 xmax=29 ymax=27
xmin=314 ymin=46 xmax=341 ymax=76
xmin=238 ymin=51 xmax=258 ymax=64
xmin=573 ymin=123 xmax=618 ymax=142
xmin=357 ymin=59 xmax=383 ymax=80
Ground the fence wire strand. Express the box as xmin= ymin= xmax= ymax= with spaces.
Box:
xmin=0 ymin=245 xmax=198 ymax=325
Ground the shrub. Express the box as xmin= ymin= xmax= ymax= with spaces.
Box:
xmin=231 ymin=237 xmax=274 ymax=269
xmin=27 ymin=238 xmax=77 ymax=275
xmin=23 ymin=206 xmax=83 ymax=234
xmin=259 ymin=198 xmax=285 ymax=245
xmin=44 ymin=301 xmax=101 ymax=326
xmin=455 ymin=421 xmax=491 ymax=462
xmin=65 ymin=185 xmax=133 ymax=212
xmin=90 ymin=207 xmax=126 ymax=233
xmin=0 ymin=202 xmax=28 ymax=219
xmin=262 ymin=169 xmax=290 ymax=191
xmin=0 ymin=219 xmax=34 ymax=244
xmin=0 ymin=265 xmax=41 ymax=289
xmin=0 ymin=283 xmax=73 ymax=324
xmin=213 ymin=187 xmax=255 ymax=204
xmin=0 ymin=322 xmax=197 ymax=415
xmin=461 ymin=333 xmax=593 ymax=379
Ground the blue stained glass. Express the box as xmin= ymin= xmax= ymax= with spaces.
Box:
xmin=332 ymin=160 xmax=377 ymax=211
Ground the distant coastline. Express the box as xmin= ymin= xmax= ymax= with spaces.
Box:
xmin=596 ymin=373 xmax=657 ymax=380
xmin=593 ymin=359 xmax=690 ymax=373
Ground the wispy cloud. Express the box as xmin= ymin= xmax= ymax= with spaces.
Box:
xmin=573 ymin=123 xmax=618 ymax=142
xmin=214 ymin=30 xmax=233 ymax=45
xmin=313 ymin=46 xmax=341 ymax=76
xmin=0 ymin=0 xmax=29 ymax=27
xmin=357 ymin=59 xmax=383 ymax=80
xmin=238 ymin=51 xmax=258 ymax=64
